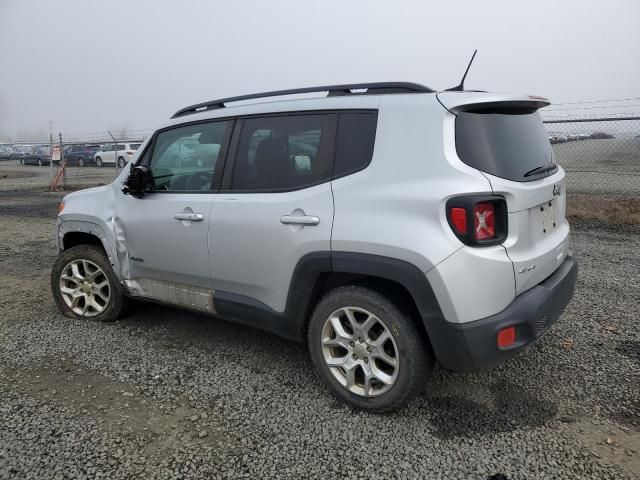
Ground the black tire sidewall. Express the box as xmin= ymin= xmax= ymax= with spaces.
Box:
xmin=51 ymin=245 xmax=125 ymax=322
xmin=308 ymin=286 xmax=431 ymax=412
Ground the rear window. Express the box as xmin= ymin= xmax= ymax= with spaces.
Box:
xmin=455 ymin=108 xmax=556 ymax=182
xmin=130 ymin=144 xmax=141 ymax=150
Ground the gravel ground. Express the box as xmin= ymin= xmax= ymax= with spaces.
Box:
xmin=0 ymin=165 xmax=638 ymax=479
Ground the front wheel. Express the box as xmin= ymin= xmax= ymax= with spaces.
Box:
xmin=95 ymin=157 xmax=103 ymax=167
xmin=51 ymin=245 xmax=126 ymax=322
xmin=307 ymin=286 xmax=432 ymax=412
xmin=117 ymin=157 xmax=126 ymax=168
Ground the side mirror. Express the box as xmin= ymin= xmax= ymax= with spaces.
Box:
xmin=122 ymin=165 xmax=154 ymax=198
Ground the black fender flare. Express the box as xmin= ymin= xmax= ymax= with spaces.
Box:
xmin=212 ymin=251 xmax=445 ymax=344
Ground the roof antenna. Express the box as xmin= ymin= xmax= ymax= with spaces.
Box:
xmin=445 ymin=50 xmax=477 ymax=92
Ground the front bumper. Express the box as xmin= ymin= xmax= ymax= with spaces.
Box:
xmin=429 ymin=255 xmax=578 ymax=371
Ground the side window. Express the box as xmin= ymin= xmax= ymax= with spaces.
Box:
xmin=231 ymin=114 xmax=330 ymax=191
xmin=333 ymin=112 xmax=378 ymax=178
xmin=148 ymin=120 xmax=231 ymax=192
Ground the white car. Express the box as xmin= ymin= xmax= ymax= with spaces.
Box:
xmin=94 ymin=143 xmax=141 ymax=167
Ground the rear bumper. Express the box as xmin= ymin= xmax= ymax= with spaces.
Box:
xmin=429 ymin=255 xmax=577 ymax=371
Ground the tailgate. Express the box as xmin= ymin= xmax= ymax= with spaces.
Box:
xmin=488 ymin=170 xmax=570 ymax=294
xmin=441 ymin=92 xmax=570 ymax=295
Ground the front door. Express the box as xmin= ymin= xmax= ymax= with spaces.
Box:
xmin=116 ymin=119 xmax=233 ymax=295
xmin=211 ymin=113 xmax=335 ymax=313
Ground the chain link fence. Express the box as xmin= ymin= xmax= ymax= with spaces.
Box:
xmin=543 ymin=116 xmax=640 ymax=196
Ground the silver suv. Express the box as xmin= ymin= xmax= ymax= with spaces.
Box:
xmin=51 ymin=83 xmax=577 ymax=411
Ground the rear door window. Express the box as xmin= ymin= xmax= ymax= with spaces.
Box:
xmin=230 ymin=114 xmax=332 ymax=191
xmin=455 ymin=108 xmax=556 ymax=182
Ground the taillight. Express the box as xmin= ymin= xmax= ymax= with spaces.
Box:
xmin=474 ymin=202 xmax=495 ymax=240
xmin=126 ymin=151 xmax=133 ymax=155
xmin=450 ymin=208 xmax=467 ymax=234
xmin=446 ymin=195 xmax=507 ymax=246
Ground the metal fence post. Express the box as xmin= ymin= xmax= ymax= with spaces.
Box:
xmin=49 ymin=121 xmax=53 ymax=184
xmin=59 ymin=133 xmax=66 ymax=190
xmin=107 ymin=130 xmax=118 ymax=179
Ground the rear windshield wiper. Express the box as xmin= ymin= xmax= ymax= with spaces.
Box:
xmin=523 ymin=164 xmax=557 ymax=177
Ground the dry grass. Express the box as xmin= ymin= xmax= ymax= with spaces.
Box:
xmin=567 ymin=194 xmax=640 ymax=225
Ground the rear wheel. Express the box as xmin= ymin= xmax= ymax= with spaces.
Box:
xmin=117 ymin=156 xmax=126 ymax=168
xmin=95 ymin=157 xmax=103 ymax=167
xmin=51 ymin=245 xmax=126 ymax=322
xmin=307 ymin=285 xmax=432 ymax=412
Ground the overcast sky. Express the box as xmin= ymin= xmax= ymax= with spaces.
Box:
xmin=1 ymin=0 xmax=639 ymax=141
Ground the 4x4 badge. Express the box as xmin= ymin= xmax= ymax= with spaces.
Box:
xmin=553 ymin=184 xmax=561 ymax=196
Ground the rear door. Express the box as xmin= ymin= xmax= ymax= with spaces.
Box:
xmin=210 ymin=113 xmax=335 ymax=313
xmin=442 ymin=93 xmax=570 ymax=294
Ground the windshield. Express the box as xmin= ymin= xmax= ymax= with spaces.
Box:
xmin=455 ymin=108 xmax=556 ymax=182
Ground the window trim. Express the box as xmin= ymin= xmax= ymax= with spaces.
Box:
xmin=220 ymin=111 xmax=338 ymax=194
xmin=135 ymin=118 xmax=235 ymax=194
xmin=135 ymin=108 xmax=378 ymax=195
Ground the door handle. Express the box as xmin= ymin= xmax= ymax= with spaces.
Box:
xmin=174 ymin=212 xmax=204 ymax=221
xmin=280 ymin=215 xmax=320 ymax=226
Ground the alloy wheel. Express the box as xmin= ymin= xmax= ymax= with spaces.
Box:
xmin=321 ymin=306 xmax=399 ymax=397
xmin=59 ymin=259 xmax=111 ymax=317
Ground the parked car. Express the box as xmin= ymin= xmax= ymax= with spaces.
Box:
xmin=0 ymin=145 xmax=12 ymax=160
xmin=64 ymin=144 xmax=101 ymax=166
xmin=52 ymin=83 xmax=577 ymax=411
xmin=11 ymin=145 xmax=32 ymax=161
xmin=94 ymin=143 xmax=141 ymax=167
xmin=566 ymin=134 xmax=579 ymax=142
xmin=590 ymin=131 xmax=615 ymax=140
xmin=576 ymin=134 xmax=590 ymax=141
xmin=22 ymin=145 xmax=54 ymax=166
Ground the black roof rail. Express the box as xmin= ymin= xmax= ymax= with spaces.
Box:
xmin=170 ymin=82 xmax=433 ymax=119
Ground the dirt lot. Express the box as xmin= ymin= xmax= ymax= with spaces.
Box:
xmin=0 ymin=164 xmax=639 ymax=479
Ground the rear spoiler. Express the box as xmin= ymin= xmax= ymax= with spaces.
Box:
xmin=436 ymin=92 xmax=550 ymax=114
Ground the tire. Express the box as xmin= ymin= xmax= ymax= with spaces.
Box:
xmin=307 ymin=285 xmax=432 ymax=412
xmin=117 ymin=157 xmax=126 ymax=168
xmin=37 ymin=158 xmax=42 ymax=166
xmin=51 ymin=244 xmax=127 ymax=322
xmin=95 ymin=157 xmax=103 ymax=167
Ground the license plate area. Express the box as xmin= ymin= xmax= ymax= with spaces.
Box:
xmin=531 ymin=200 xmax=557 ymax=237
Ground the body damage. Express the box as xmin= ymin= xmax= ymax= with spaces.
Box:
xmin=58 ymin=172 xmax=133 ymax=280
